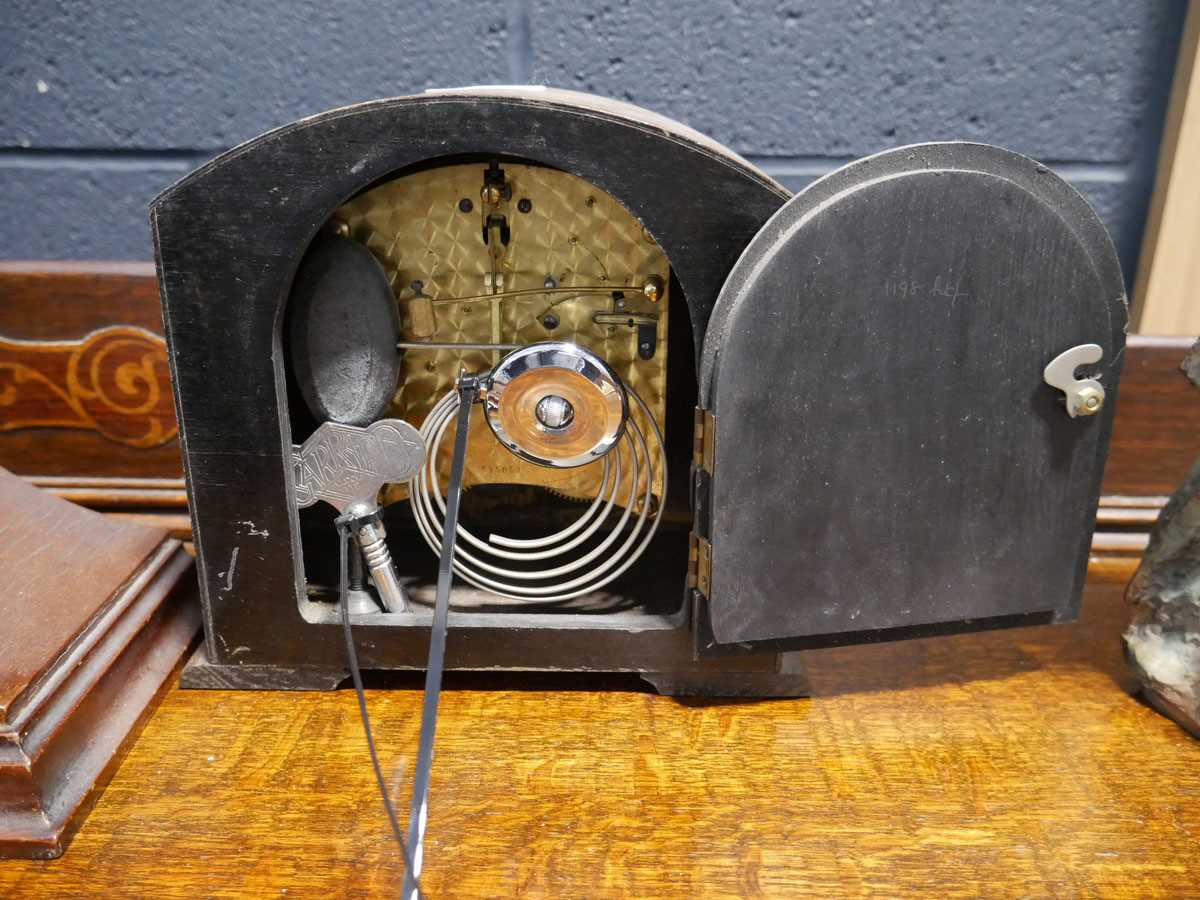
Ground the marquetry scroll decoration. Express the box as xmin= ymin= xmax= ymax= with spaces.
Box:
xmin=0 ymin=326 xmax=178 ymax=448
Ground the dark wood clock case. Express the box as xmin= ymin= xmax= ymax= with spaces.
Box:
xmin=151 ymin=88 xmax=1126 ymax=694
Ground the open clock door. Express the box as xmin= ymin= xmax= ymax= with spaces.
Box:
xmin=695 ymin=142 xmax=1126 ymax=656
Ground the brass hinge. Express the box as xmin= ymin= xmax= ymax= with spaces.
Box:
xmin=687 ymin=532 xmax=712 ymax=598
xmin=692 ymin=407 xmax=715 ymax=474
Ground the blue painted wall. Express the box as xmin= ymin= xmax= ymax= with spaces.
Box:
xmin=0 ymin=0 xmax=1186 ymax=284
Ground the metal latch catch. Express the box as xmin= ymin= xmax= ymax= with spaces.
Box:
xmin=1043 ymin=343 xmax=1106 ymax=418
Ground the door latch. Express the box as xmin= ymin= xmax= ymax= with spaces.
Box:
xmin=1043 ymin=343 xmax=1105 ymax=417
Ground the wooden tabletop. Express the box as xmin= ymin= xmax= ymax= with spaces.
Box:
xmin=3 ymin=572 xmax=1198 ymax=898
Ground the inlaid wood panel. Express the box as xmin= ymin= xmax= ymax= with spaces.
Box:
xmin=0 ymin=263 xmax=182 ymax=485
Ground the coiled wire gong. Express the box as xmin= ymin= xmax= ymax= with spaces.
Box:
xmin=408 ymin=346 xmax=666 ymax=604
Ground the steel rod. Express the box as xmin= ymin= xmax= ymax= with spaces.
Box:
xmin=397 ymin=341 xmax=522 ymax=351
xmin=402 ymin=378 xmax=475 ymax=900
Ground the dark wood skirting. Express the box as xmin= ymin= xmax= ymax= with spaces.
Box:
xmin=1088 ymin=333 xmax=1198 ymax=577
xmin=1103 ymin=334 xmax=1200 ymax=495
xmin=1 ymin=263 xmax=1196 ymax=566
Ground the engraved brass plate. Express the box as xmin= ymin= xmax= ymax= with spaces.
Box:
xmin=334 ymin=162 xmax=669 ymax=506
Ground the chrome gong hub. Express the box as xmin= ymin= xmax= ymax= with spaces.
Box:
xmin=484 ymin=341 xmax=628 ymax=468
xmin=409 ymin=339 xmax=666 ymax=604
xmin=534 ymin=394 xmax=575 ymax=430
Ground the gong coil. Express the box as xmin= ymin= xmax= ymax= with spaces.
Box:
xmin=408 ymin=356 xmax=666 ymax=604
xmin=484 ymin=342 xmax=628 ymax=468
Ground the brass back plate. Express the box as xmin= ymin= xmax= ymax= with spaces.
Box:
xmin=335 ymin=162 xmax=669 ymax=506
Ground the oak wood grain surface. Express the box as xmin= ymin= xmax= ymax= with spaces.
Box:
xmin=0 ymin=573 xmax=1196 ymax=898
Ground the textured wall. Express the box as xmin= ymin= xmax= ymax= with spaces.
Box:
xmin=0 ymin=0 xmax=1186 ymax=284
